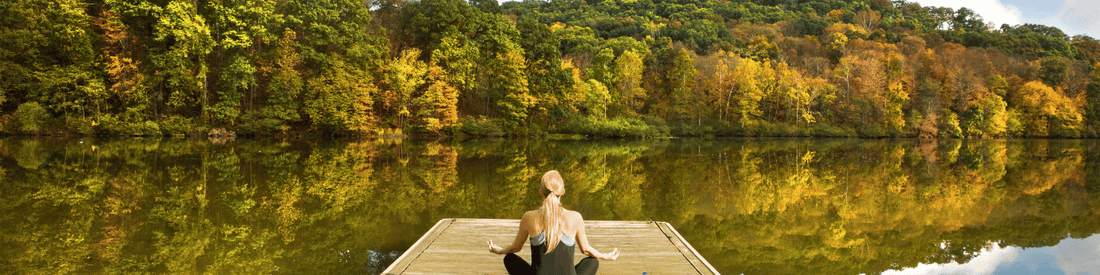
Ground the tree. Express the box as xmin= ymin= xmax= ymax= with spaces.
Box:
xmin=980 ymin=94 xmax=1008 ymax=137
xmin=381 ymin=49 xmax=428 ymax=127
xmin=613 ymin=50 xmax=646 ymax=116
xmin=205 ymin=0 xmax=279 ymax=126
xmin=149 ymin=0 xmax=215 ymax=117
xmin=1 ymin=0 xmax=105 ymax=121
xmin=951 ymin=8 xmax=987 ymax=33
xmin=854 ymin=10 xmax=880 ymax=31
xmin=413 ymin=63 xmax=459 ymax=134
xmin=1087 ymin=63 xmax=1100 ymax=135
xmin=303 ymin=59 xmax=377 ymax=134
xmin=518 ymin=19 xmax=574 ymax=123
xmin=94 ymin=9 xmax=149 ymax=122
xmin=666 ymin=49 xmax=697 ymax=120
xmin=731 ymin=58 xmax=766 ymax=128
xmin=487 ymin=49 xmax=535 ymax=131
xmin=587 ymin=48 xmax=616 ymax=91
xmin=1038 ymin=57 xmax=1069 ymax=89
xmin=1013 ymin=81 xmax=1083 ymax=137
xmin=259 ymin=29 xmax=304 ymax=133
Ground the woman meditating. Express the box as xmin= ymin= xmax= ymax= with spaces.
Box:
xmin=488 ymin=170 xmax=620 ymax=275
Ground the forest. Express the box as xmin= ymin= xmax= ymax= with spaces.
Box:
xmin=3 ymin=0 xmax=1100 ymax=138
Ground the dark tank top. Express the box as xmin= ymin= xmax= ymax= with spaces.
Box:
xmin=529 ymin=232 xmax=577 ymax=275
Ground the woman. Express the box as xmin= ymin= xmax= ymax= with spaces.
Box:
xmin=488 ymin=170 xmax=620 ymax=275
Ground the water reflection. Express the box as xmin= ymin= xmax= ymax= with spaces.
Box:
xmin=883 ymin=234 xmax=1100 ymax=275
xmin=0 ymin=137 xmax=1096 ymax=274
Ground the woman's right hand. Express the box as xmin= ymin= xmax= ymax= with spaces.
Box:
xmin=487 ymin=240 xmax=505 ymax=254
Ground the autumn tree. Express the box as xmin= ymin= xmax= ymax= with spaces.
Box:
xmin=413 ymin=62 xmax=459 ymax=134
xmin=613 ymin=49 xmax=646 ymax=116
xmin=94 ymin=10 xmax=148 ymax=122
xmin=1012 ymin=81 xmax=1083 ymax=137
xmin=303 ymin=59 xmax=377 ymax=134
xmin=381 ymin=49 xmax=428 ymax=127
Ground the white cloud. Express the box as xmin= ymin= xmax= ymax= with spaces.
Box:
xmin=908 ymin=0 xmax=1024 ymax=27
xmin=1051 ymin=235 xmax=1100 ymax=274
xmin=1054 ymin=0 xmax=1100 ymax=37
xmin=880 ymin=243 xmax=1019 ymax=275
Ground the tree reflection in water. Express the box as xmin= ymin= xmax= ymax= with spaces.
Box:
xmin=0 ymin=138 xmax=1096 ymax=274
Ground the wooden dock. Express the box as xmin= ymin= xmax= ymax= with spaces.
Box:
xmin=383 ymin=218 xmax=719 ymax=274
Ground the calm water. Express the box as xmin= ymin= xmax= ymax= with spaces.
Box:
xmin=1 ymin=137 xmax=1098 ymax=274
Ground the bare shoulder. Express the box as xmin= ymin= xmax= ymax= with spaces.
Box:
xmin=523 ymin=210 xmax=538 ymax=218
xmin=521 ymin=210 xmax=539 ymax=223
xmin=567 ymin=210 xmax=583 ymax=218
xmin=566 ymin=210 xmax=584 ymax=223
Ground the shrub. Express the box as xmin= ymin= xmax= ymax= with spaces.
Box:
xmin=161 ymin=116 xmax=193 ymax=137
xmin=94 ymin=115 xmax=125 ymax=135
xmin=13 ymin=102 xmax=49 ymax=134
xmin=457 ymin=117 xmax=504 ymax=137
xmin=557 ymin=116 xmax=669 ymax=138
xmin=127 ymin=121 xmax=161 ymax=136
xmin=65 ymin=115 xmax=95 ymax=135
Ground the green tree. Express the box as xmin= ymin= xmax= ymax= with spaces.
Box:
xmin=147 ymin=0 xmax=214 ymax=117
xmin=1039 ymin=57 xmax=1069 ymax=88
xmin=1 ymin=0 xmax=105 ymax=121
xmin=987 ymin=74 xmax=1008 ymax=97
xmin=666 ymin=49 xmax=697 ymax=119
xmin=518 ymin=19 xmax=574 ymax=123
xmin=587 ymin=48 xmax=617 ymax=91
xmin=487 ymin=49 xmax=535 ymax=131
xmin=258 ymin=29 xmax=304 ymax=133
xmin=205 ymin=0 xmax=279 ymax=126
xmin=1086 ymin=63 xmax=1100 ymax=135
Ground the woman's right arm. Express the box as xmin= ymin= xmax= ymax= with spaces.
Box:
xmin=489 ymin=212 xmax=533 ymax=254
xmin=574 ymin=212 xmax=620 ymax=261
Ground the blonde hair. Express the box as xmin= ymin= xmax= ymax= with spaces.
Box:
xmin=538 ymin=170 xmax=566 ymax=252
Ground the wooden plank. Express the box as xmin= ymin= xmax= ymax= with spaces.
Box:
xmin=382 ymin=219 xmax=454 ymax=275
xmin=385 ymin=218 xmax=717 ymax=275
xmin=657 ymin=222 xmax=721 ymax=275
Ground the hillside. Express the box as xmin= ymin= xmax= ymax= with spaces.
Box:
xmin=2 ymin=0 xmax=1098 ymax=138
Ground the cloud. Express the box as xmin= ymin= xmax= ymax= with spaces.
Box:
xmin=1051 ymin=235 xmax=1100 ymax=274
xmin=910 ymin=0 xmax=1023 ymax=27
xmin=1055 ymin=0 xmax=1100 ymax=37
xmin=881 ymin=243 xmax=1019 ymax=275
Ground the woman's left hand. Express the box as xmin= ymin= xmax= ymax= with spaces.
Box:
xmin=487 ymin=240 xmax=504 ymax=254
xmin=601 ymin=248 xmax=620 ymax=261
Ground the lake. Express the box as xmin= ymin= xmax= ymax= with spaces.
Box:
xmin=1 ymin=137 xmax=1097 ymax=274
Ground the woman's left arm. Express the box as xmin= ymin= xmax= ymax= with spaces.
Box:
xmin=574 ymin=212 xmax=619 ymax=261
xmin=489 ymin=212 xmax=532 ymax=254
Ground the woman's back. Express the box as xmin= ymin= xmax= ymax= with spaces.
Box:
xmin=529 ymin=232 xmax=577 ymax=275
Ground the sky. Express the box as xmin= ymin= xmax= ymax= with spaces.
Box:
xmin=909 ymin=0 xmax=1100 ymax=38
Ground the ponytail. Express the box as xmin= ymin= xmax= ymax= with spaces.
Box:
xmin=538 ymin=171 xmax=566 ymax=252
